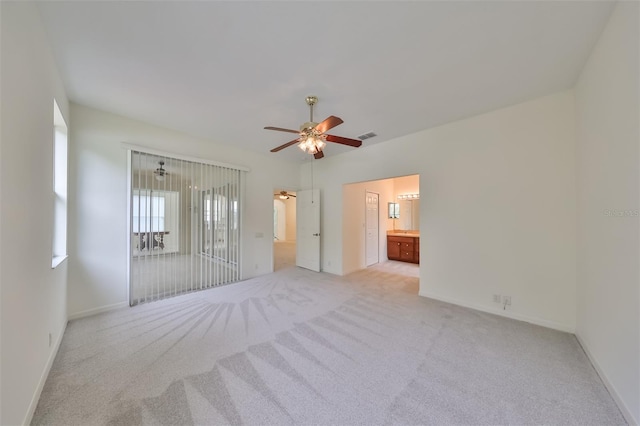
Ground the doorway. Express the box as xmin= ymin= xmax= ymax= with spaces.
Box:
xmin=273 ymin=190 xmax=297 ymax=271
xmin=342 ymin=174 xmax=420 ymax=282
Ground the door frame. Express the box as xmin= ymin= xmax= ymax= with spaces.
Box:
xmin=296 ymin=189 xmax=321 ymax=272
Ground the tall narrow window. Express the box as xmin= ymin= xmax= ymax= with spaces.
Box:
xmin=52 ymin=99 xmax=68 ymax=267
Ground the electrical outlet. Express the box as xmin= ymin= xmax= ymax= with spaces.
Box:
xmin=493 ymin=294 xmax=501 ymax=303
xmin=503 ymin=296 xmax=512 ymax=306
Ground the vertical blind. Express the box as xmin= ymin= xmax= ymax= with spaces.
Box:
xmin=129 ymin=151 xmax=243 ymax=306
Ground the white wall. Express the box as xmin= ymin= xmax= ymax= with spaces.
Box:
xmin=68 ymin=104 xmax=300 ymax=318
xmin=0 ymin=3 xmax=70 ymax=425
xmin=342 ymin=179 xmax=395 ymax=274
xmin=574 ymin=2 xmax=639 ymax=424
xmin=303 ymin=91 xmax=577 ymax=332
xmin=274 ymin=199 xmax=286 ymax=240
xmin=273 ymin=196 xmax=296 ymax=242
xmin=393 ymin=175 xmax=419 ymax=197
xmin=284 ymin=197 xmax=297 ymax=241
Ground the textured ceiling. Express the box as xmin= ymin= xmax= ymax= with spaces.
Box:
xmin=37 ymin=1 xmax=614 ymax=162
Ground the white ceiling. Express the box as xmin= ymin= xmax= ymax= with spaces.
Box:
xmin=37 ymin=1 xmax=614 ymax=162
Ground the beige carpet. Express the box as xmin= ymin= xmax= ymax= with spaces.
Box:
xmin=274 ymin=240 xmax=419 ymax=279
xmin=32 ymin=250 xmax=625 ymax=425
xmin=369 ymin=258 xmax=420 ymax=279
xmin=273 ymin=241 xmax=296 ymax=272
xmin=131 ymin=254 xmax=238 ymax=304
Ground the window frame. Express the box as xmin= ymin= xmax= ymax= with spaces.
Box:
xmin=52 ymin=99 xmax=68 ymax=268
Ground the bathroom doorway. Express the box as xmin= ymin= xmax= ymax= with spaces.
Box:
xmin=342 ymin=174 xmax=420 ymax=282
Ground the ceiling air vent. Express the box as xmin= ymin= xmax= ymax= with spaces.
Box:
xmin=357 ymin=131 xmax=377 ymax=141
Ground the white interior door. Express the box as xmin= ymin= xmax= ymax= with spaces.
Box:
xmin=296 ymin=189 xmax=320 ymax=272
xmin=365 ymin=191 xmax=379 ymax=266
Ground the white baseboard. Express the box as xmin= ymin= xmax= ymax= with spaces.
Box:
xmin=419 ymin=290 xmax=575 ymax=333
xmin=68 ymin=300 xmax=129 ymax=321
xmin=576 ymin=333 xmax=638 ymax=426
xmin=25 ymin=302 xmax=129 ymax=423
xmin=23 ymin=318 xmax=67 ymax=426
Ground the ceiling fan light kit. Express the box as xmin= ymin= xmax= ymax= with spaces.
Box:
xmin=264 ymin=96 xmax=362 ymax=159
xmin=298 ymin=129 xmax=326 ymax=154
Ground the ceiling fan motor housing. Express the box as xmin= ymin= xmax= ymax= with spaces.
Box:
xmin=155 ymin=161 xmax=166 ymax=175
xmin=300 ymin=121 xmax=318 ymax=132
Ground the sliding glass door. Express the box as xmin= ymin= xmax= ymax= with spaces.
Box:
xmin=129 ymin=151 xmax=243 ymax=305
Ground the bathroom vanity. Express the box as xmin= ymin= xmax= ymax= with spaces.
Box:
xmin=387 ymin=232 xmax=420 ymax=264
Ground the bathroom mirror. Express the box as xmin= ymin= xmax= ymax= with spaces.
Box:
xmin=396 ymin=199 xmax=420 ymax=230
xmin=388 ymin=202 xmax=400 ymax=219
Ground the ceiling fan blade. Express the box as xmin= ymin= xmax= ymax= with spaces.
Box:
xmin=264 ymin=126 xmax=299 ymax=134
xmin=325 ymin=134 xmax=362 ymax=147
xmin=314 ymin=150 xmax=324 ymax=160
xmin=270 ymin=138 xmax=300 ymax=152
xmin=315 ymin=116 xmax=343 ymax=134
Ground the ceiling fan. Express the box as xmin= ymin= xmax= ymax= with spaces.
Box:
xmin=274 ymin=190 xmax=296 ymax=200
xmin=265 ymin=96 xmax=362 ymax=159
xmin=154 ymin=161 xmax=169 ymax=181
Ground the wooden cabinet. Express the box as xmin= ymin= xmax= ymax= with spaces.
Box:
xmin=387 ymin=238 xmax=401 ymax=259
xmin=387 ymin=235 xmax=419 ymax=264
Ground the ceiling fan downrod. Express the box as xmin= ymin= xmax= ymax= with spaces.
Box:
xmin=305 ymin=95 xmax=318 ymax=123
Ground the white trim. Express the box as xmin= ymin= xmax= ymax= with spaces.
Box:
xmin=23 ymin=319 xmax=67 ymax=426
xmin=419 ymin=290 xmax=575 ymax=333
xmin=121 ymin=142 xmax=251 ymax=172
xmin=51 ymin=254 xmax=68 ymax=269
xmin=126 ymin=150 xmax=132 ymax=307
xmin=67 ymin=301 xmax=129 ymax=321
xmin=575 ymin=333 xmax=638 ymax=426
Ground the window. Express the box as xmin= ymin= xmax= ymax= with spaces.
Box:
xmin=132 ymin=189 xmax=179 ymax=255
xmin=52 ymin=99 xmax=68 ymax=268
xmin=133 ymin=193 xmax=166 ymax=233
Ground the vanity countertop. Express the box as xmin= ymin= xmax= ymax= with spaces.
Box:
xmin=387 ymin=232 xmax=420 ymax=238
